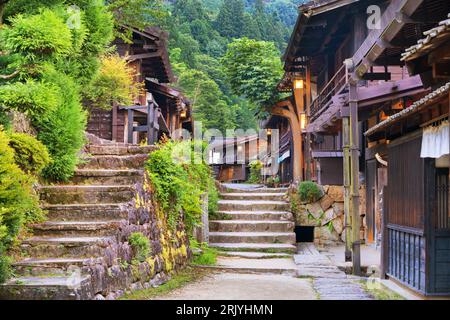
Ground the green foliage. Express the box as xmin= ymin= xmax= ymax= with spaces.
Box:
xmin=0 ymin=127 xmax=43 ymax=283
xmin=214 ymin=0 xmax=245 ymax=38
xmin=129 ymin=232 xmax=151 ymax=263
xmin=266 ymin=175 xmax=280 ymax=187
xmin=0 ymin=255 xmax=12 ymax=284
xmin=177 ymin=69 xmax=236 ymax=133
xmin=222 ymin=38 xmax=283 ymax=111
xmin=2 ymin=9 xmax=72 ymax=63
xmin=248 ymin=160 xmax=263 ymax=183
xmin=190 ymin=239 xmax=218 ymax=266
xmin=106 ymin=0 xmax=169 ymax=42
xmin=35 ymin=69 xmax=87 ymax=182
xmin=298 ymin=181 xmax=323 ymax=203
xmin=8 ymin=132 xmax=51 ymax=176
xmin=0 ymin=80 xmax=59 ymax=121
xmin=146 ymin=141 xmax=217 ymax=233
xmin=208 ymin=178 xmax=219 ymax=217
xmin=86 ymin=54 xmax=143 ymax=110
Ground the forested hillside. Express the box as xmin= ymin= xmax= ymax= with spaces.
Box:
xmin=161 ymin=0 xmax=304 ymax=132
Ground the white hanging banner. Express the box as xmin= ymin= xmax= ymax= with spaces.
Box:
xmin=420 ymin=121 xmax=449 ymax=158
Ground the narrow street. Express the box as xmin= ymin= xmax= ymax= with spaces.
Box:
xmin=155 ymin=243 xmax=373 ymax=300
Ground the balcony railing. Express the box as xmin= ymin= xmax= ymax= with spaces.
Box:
xmin=310 ymin=64 xmax=349 ymax=121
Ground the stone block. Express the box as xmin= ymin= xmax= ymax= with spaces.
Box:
xmin=327 ymin=185 xmax=344 ymax=202
xmin=320 ymin=194 xmax=334 ymax=211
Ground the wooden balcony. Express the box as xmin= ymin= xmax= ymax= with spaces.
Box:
xmin=310 ymin=64 xmax=349 ymax=121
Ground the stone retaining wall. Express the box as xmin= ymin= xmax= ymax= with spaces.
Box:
xmin=289 ymin=183 xmax=366 ymax=247
xmin=89 ymin=174 xmax=191 ymax=299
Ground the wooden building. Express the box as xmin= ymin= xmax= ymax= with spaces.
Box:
xmin=209 ymin=135 xmax=269 ymax=182
xmin=87 ymin=27 xmax=193 ymax=144
xmin=365 ymin=14 xmax=450 ymax=296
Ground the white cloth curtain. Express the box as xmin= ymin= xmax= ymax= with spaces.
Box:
xmin=421 ymin=121 xmax=449 ymax=158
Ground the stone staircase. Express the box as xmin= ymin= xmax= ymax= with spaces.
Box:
xmin=0 ymin=141 xmax=154 ymax=300
xmin=209 ymin=185 xmax=297 ymax=255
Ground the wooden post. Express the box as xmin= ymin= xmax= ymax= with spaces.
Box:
xmin=112 ymin=104 xmax=118 ymax=142
xmin=127 ymin=109 xmax=134 ymax=144
xmin=380 ymin=186 xmax=389 ymax=279
xmin=343 ymin=116 xmax=352 ymax=262
xmin=147 ymin=101 xmax=154 ymax=145
xmin=349 ymin=80 xmax=361 ymax=276
xmin=293 ymin=85 xmax=305 ymax=181
xmin=305 ymin=66 xmax=312 ymax=180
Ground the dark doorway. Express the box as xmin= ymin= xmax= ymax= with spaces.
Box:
xmin=295 ymin=226 xmax=314 ymax=243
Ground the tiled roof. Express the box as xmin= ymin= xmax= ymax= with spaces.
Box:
xmin=364 ymin=81 xmax=450 ymax=136
xmin=401 ymin=13 xmax=450 ymax=61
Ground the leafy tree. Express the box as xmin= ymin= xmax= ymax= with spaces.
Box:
xmin=214 ymin=0 xmax=245 ymax=38
xmin=177 ymin=69 xmax=236 ymax=133
xmin=222 ymin=38 xmax=283 ymax=112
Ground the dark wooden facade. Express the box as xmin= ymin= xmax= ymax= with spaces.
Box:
xmin=87 ymin=27 xmax=192 ymax=145
xmin=365 ymin=9 xmax=450 ymax=295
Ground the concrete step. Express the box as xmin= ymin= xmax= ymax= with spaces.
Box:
xmin=32 ymin=221 xmax=123 ymax=237
xmin=0 ymin=275 xmax=93 ymax=300
xmin=197 ymin=257 xmax=298 ymax=276
xmin=13 ymin=258 xmax=97 ymax=276
xmin=218 ymin=200 xmax=290 ymax=212
xmin=43 ymin=203 xmax=128 ymax=221
xmin=87 ymin=144 xmax=156 ymax=156
xmin=71 ymin=169 xmax=144 ymax=185
xmin=218 ymin=251 xmax=292 ymax=259
xmin=78 ymin=154 xmax=149 ymax=170
xmin=223 ymin=186 xmax=288 ymax=194
xmin=216 ymin=211 xmax=293 ymax=221
xmin=39 ymin=185 xmax=135 ymax=205
xmin=21 ymin=236 xmax=114 ymax=259
xmin=210 ymin=220 xmax=294 ymax=233
xmin=220 ymin=193 xmax=287 ymax=201
xmin=210 ymin=243 xmax=297 ymax=254
xmin=209 ymin=231 xmax=296 ymax=244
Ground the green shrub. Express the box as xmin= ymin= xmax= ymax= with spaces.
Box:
xmin=248 ymin=160 xmax=263 ymax=183
xmin=0 ymin=127 xmax=43 ymax=283
xmin=8 ymin=133 xmax=52 ymax=176
xmin=129 ymin=232 xmax=151 ymax=263
xmin=266 ymin=175 xmax=280 ymax=187
xmin=34 ymin=69 xmax=87 ymax=182
xmin=190 ymin=239 xmax=217 ymax=266
xmin=146 ymin=140 xmax=216 ymax=233
xmin=298 ymin=181 xmax=323 ymax=203
xmin=208 ymin=178 xmax=219 ymax=217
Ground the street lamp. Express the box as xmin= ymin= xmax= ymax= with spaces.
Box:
xmin=293 ymin=79 xmax=304 ymax=90
xmin=300 ymin=112 xmax=307 ymax=130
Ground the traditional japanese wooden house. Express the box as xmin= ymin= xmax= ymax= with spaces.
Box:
xmin=87 ymin=26 xmax=193 ymax=144
xmin=365 ymin=14 xmax=450 ymax=296
xmin=209 ymin=135 xmax=269 ymax=182
xmin=279 ymin=0 xmax=450 ymax=251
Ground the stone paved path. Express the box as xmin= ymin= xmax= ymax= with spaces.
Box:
xmin=295 ymin=244 xmax=373 ymax=300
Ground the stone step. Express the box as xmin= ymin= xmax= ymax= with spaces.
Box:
xmin=218 ymin=251 xmax=292 ymax=259
xmin=223 ymin=186 xmax=288 ymax=194
xmin=218 ymin=200 xmax=290 ymax=212
xmin=87 ymin=144 xmax=156 ymax=156
xmin=39 ymin=185 xmax=135 ymax=205
xmin=21 ymin=236 xmax=114 ymax=259
xmin=13 ymin=258 xmax=97 ymax=276
xmin=210 ymin=220 xmax=294 ymax=233
xmin=43 ymin=203 xmax=128 ymax=221
xmin=209 ymin=231 xmax=296 ymax=244
xmin=210 ymin=243 xmax=297 ymax=254
xmin=220 ymin=193 xmax=287 ymax=201
xmin=197 ymin=257 xmax=298 ymax=276
xmin=78 ymin=154 xmax=149 ymax=170
xmin=32 ymin=221 xmax=123 ymax=237
xmin=71 ymin=169 xmax=144 ymax=185
xmin=0 ymin=275 xmax=93 ymax=300
xmin=216 ymin=211 xmax=293 ymax=221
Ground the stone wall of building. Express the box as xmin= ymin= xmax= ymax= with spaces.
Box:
xmin=289 ymin=184 xmax=366 ymax=247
